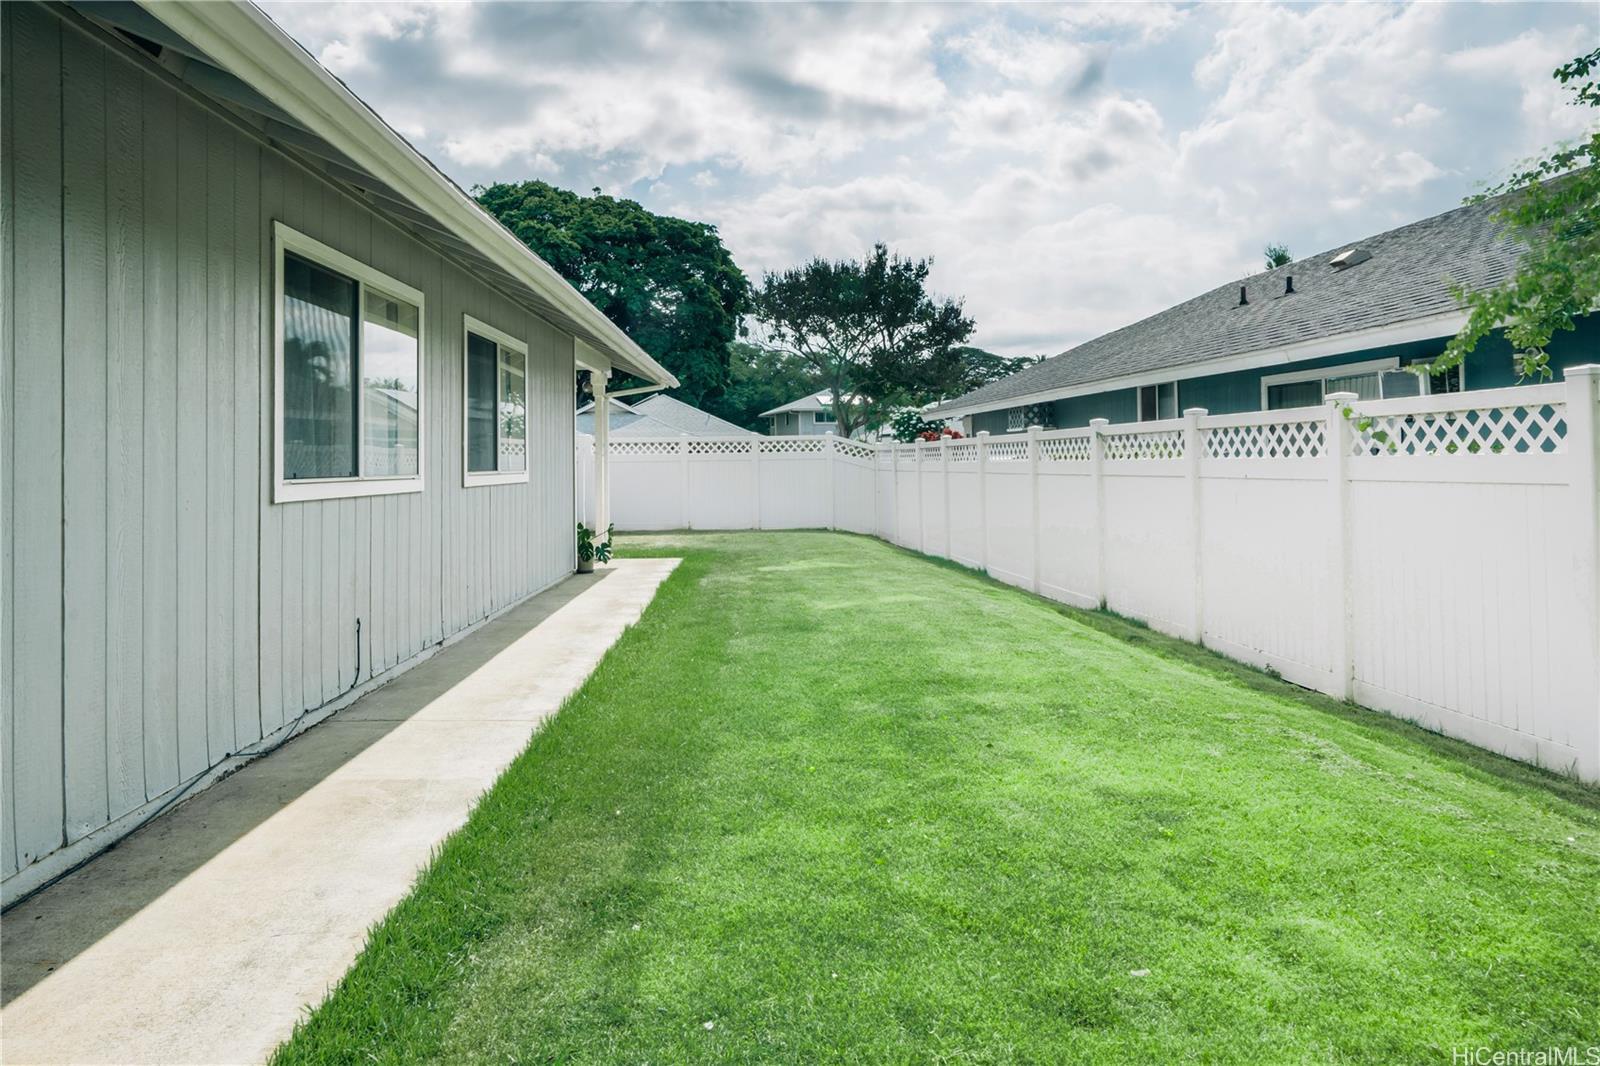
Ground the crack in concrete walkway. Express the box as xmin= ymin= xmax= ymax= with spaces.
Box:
xmin=1 ymin=559 xmax=678 ymax=1065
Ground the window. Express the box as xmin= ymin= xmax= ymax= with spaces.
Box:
xmin=275 ymin=223 xmax=423 ymax=502
xmin=1007 ymin=408 xmax=1025 ymax=432
xmin=1137 ymin=381 xmax=1178 ymax=421
xmin=1426 ymin=361 xmax=1463 ymax=394
xmin=463 ymin=315 xmax=529 ymax=485
xmin=813 ymin=406 xmax=837 ymax=424
xmin=1261 ymin=358 xmax=1423 ymax=411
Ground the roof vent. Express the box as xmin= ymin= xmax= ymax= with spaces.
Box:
xmin=1329 ymin=248 xmax=1371 ymax=271
xmin=1284 ymin=275 xmax=1295 ymax=295
xmin=1238 ymin=285 xmax=1248 ymax=306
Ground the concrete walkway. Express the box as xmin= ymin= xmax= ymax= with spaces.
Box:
xmin=0 ymin=559 xmax=678 ymax=1066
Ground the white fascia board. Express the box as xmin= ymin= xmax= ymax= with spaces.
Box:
xmin=140 ymin=0 xmax=678 ymax=390
xmin=938 ymin=309 xmax=1469 ymax=419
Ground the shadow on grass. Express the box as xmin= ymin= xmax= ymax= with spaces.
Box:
xmin=624 ymin=530 xmax=1600 ymax=813
xmin=898 ymin=537 xmax=1600 ymax=812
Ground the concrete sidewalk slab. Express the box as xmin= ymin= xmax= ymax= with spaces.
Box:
xmin=0 ymin=559 xmax=678 ymax=1066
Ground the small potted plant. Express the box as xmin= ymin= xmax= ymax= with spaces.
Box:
xmin=576 ymin=522 xmax=614 ymax=574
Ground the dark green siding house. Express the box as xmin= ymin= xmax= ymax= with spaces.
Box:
xmin=936 ymin=195 xmax=1598 ymax=434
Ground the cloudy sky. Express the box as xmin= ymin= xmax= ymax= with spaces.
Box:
xmin=260 ymin=1 xmax=1596 ymax=358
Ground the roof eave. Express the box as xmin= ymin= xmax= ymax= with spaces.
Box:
xmin=933 ymin=308 xmax=1469 ymax=419
xmin=140 ymin=0 xmax=678 ymax=389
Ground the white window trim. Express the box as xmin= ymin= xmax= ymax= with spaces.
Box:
xmin=1137 ymin=381 xmax=1179 ymax=421
xmin=462 ymin=314 xmax=531 ymax=487
xmin=273 ymin=222 xmax=425 ymax=503
xmin=1259 ymin=357 xmax=1399 ymax=409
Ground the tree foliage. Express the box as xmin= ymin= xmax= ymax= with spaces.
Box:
xmin=1441 ymin=48 xmax=1600 ymax=380
xmin=946 ymin=347 xmax=1045 ymax=397
xmin=750 ymin=245 xmax=974 ymax=438
xmin=1264 ymin=243 xmax=1292 ymax=269
xmin=476 ymin=181 xmax=750 ymax=406
xmin=703 ymin=341 xmax=820 ymax=432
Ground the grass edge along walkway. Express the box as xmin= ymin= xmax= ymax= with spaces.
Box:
xmin=273 ymin=531 xmax=1600 ymax=1066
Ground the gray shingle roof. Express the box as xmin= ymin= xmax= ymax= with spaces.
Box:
xmin=629 ymin=394 xmax=758 ymax=437
xmin=934 ymin=194 xmax=1522 ymax=415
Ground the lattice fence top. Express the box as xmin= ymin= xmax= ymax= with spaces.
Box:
xmin=1103 ymin=429 xmax=1185 ymax=460
xmin=946 ymin=442 xmax=978 ymax=463
xmin=987 ymin=439 xmax=1030 ymax=462
xmin=759 ymin=438 xmax=824 ymax=455
xmin=609 ymin=439 xmax=680 ymax=457
xmin=1039 ymin=435 xmax=1091 ymax=462
xmin=1204 ymin=419 xmax=1326 ymax=460
xmin=689 ymin=439 xmax=754 ymax=456
xmin=834 ymin=439 xmax=877 ymax=460
xmin=1349 ymin=401 xmax=1567 ymax=457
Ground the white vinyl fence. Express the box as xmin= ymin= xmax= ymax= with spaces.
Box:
xmin=588 ymin=368 xmax=1600 ymax=781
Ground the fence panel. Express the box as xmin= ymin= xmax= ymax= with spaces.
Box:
xmin=593 ymin=369 xmax=1600 ymax=781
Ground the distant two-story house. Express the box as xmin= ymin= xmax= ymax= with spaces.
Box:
xmin=933 ymin=195 xmax=1598 ymax=434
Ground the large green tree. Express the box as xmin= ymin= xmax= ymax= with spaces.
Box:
xmin=945 ymin=347 xmax=1044 ymax=398
xmin=476 ymin=181 xmax=750 ymax=406
xmin=1441 ymin=48 xmax=1600 ymax=379
xmin=704 ymin=341 xmax=819 ymax=432
xmin=750 ymin=244 xmax=975 ymax=438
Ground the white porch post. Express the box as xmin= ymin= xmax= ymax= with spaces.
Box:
xmin=593 ymin=368 xmax=610 ymax=540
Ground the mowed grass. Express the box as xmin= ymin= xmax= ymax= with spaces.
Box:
xmin=274 ymin=532 xmax=1600 ymax=1065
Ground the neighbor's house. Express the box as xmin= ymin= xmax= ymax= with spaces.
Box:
xmin=0 ymin=0 xmax=674 ymax=904
xmin=934 ymin=196 xmax=1599 ymax=434
xmin=577 ymin=393 xmax=758 ymax=438
xmin=763 ymin=390 xmax=843 ymax=436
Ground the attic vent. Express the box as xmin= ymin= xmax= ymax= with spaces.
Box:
xmin=1329 ymin=248 xmax=1372 ymax=271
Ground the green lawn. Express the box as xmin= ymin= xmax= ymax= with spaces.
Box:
xmin=274 ymin=532 xmax=1600 ymax=1065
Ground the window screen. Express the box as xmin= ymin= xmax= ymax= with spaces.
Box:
xmin=466 ymin=332 xmax=499 ymax=473
xmin=282 ymin=253 xmax=358 ymax=480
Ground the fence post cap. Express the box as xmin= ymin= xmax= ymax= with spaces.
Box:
xmin=1564 ymin=364 xmax=1600 ymax=379
xmin=1026 ymin=424 xmax=1042 ymax=437
xmin=1088 ymin=418 xmax=1111 ymax=427
xmin=1183 ymin=407 xmax=1208 ymax=418
xmin=976 ymin=430 xmax=990 ymax=438
xmin=1326 ymin=391 xmax=1360 ymax=404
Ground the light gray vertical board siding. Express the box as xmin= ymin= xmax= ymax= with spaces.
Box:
xmin=280 ymin=164 xmax=306 ymax=716
xmin=105 ymin=45 xmax=147 ymax=821
xmin=173 ymin=94 xmax=208 ymax=780
xmin=6 ymin=9 xmax=584 ymax=886
xmin=257 ymin=148 xmax=284 ymax=733
xmin=140 ymin=76 xmax=179 ymax=800
xmin=205 ymin=115 xmax=237 ymax=761
xmin=61 ymin=27 xmax=110 ymax=841
xmin=2 ymin=2 xmax=20 ymax=879
xmin=233 ymin=135 xmax=262 ymax=748
xmin=319 ymin=180 xmax=342 ymax=697
xmin=11 ymin=3 xmax=67 ymax=867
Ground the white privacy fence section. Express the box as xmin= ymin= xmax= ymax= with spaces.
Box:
xmin=597 ymin=434 xmax=878 ymax=534
xmin=596 ymin=368 xmax=1600 ymax=781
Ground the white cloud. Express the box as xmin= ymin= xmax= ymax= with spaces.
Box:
xmin=261 ymin=0 xmax=1599 ymax=356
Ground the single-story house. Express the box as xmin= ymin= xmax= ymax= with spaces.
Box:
xmin=933 ymin=194 xmax=1599 ymax=433
xmin=1 ymin=0 xmax=674 ymax=904
xmin=762 ymin=390 xmax=843 ymax=436
xmin=577 ymin=393 xmax=758 ymax=438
